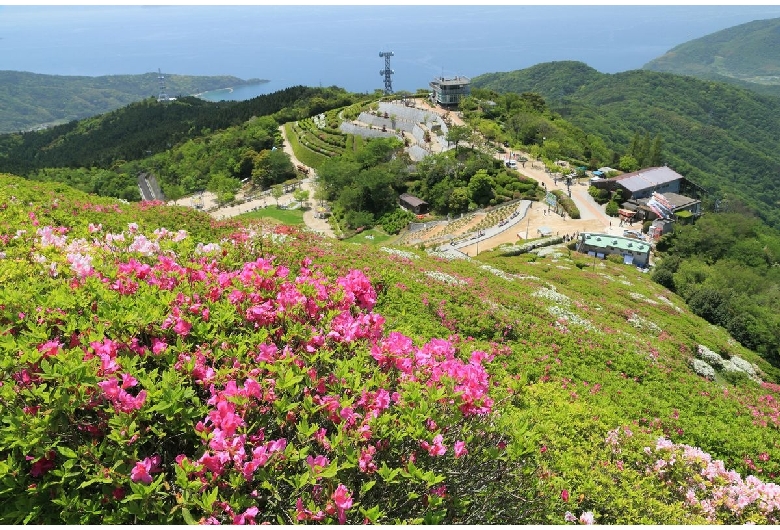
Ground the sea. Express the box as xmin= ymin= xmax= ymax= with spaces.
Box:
xmin=3 ymin=5 xmax=780 ymax=101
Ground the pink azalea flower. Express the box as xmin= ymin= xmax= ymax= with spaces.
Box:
xmin=173 ymin=317 xmax=192 ymax=337
xmin=421 ymin=434 xmax=447 ymax=457
xmin=29 ymin=451 xmax=56 ymax=477
xmin=130 ymin=455 xmax=160 ymax=484
xmin=37 ymin=340 xmax=62 ymax=358
xmin=454 ymin=440 xmax=468 ymax=458
xmin=121 ymin=373 xmax=138 ymax=389
xmin=151 ymin=337 xmax=168 ymax=355
xmin=332 ymin=484 xmax=353 ymax=524
xmin=358 ymin=446 xmax=377 ymax=473
xmin=306 ymin=454 xmax=330 ymax=475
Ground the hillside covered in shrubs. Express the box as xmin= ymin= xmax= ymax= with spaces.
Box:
xmin=1 ymin=176 xmax=780 ymax=524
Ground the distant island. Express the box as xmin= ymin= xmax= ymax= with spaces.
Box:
xmin=0 ymin=71 xmax=269 ymax=133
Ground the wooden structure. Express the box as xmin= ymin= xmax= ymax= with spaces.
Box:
xmin=399 ymin=193 xmax=429 ymax=215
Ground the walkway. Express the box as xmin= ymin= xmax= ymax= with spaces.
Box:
xmin=437 ymin=201 xmax=532 ymax=253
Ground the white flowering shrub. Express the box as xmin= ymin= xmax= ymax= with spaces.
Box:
xmin=533 ymin=286 xmax=570 ymax=304
xmin=479 ymin=264 xmax=514 ymax=281
xmin=690 ymin=358 xmax=716 ymax=380
xmin=696 ymin=344 xmax=725 ymax=368
xmin=548 ymin=305 xmax=596 ymax=331
xmin=626 ymin=313 xmax=661 ymax=333
xmin=424 ymin=270 xmax=466 ymax=286
xmin=380 ymin=247 xmax=418 ymax=260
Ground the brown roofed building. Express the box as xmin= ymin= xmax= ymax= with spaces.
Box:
xmin=399 ymin=193 xmax=429 ymax=215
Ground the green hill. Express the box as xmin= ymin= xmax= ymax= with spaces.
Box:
xmin=1 ymin=175 xmax=779 ymax=524
xmin=0 ymin=71 xmax=268 ymax=134
xmin=0 ymin=86 xmax=361 ymax=179
xmin=472 ymin=63 xmax=780 ymax=228
xmin=643 ymin=18 xmax=780 ymax=97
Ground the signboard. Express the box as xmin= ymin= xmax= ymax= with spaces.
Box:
xmin=544 ymin=192 xmax=557 ymax=208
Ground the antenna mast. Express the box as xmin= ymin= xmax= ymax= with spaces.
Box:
xmin=379 ymin=51 xmax=394 ymax=95
xmin=157 ymin=68 xmax=169 ymax=103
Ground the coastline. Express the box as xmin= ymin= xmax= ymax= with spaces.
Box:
xmin=194 ymin=79 xmax=271 ymax=101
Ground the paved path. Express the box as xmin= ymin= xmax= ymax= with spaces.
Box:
xmin=436 ymin=201 xmax=532 ymax=253
xmin=278 ymin=125 xmax=336 ymax=238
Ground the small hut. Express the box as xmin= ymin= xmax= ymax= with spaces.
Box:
xmin=399 ymin=193 xmax=429 ymax=215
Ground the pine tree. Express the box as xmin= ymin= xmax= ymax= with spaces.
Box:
xmin=649 ymin=135 xmax=664 ymax=167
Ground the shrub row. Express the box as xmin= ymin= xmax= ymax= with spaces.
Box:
xmin=551 ymin=190 xmax=581 ymax=219
xmin=284 ymin=123 xmax=328 ymax=169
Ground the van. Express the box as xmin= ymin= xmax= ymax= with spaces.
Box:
xmin=505 ymin=159 xmax=517 ymax=169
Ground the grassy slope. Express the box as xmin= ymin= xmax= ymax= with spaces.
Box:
xmin=234 ymin=206 xmax=305 ymax=225
xmin=2 ymin=176 xmax=780 ymax=523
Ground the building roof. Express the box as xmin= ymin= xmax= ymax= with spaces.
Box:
xmin=609 ymin=167 xmax=684 ymax=193
xmin=659 ymin=192 xmax=700 ymax=210
xmin=399 ymin=193 xmax=428 ymax=207
xmin=581 ymin=232 xmax=650 ymax=254
xmin=636 ymin=192 xmax=699 ymax=211
xmin=430 ymin=76 xmax=470 ymax=87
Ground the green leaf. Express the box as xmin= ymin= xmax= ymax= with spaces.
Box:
xmin=57 ymin=446 xmax=78 ymax=459
xmin=320 ymin=458 xmax=339 ymax=479
xmin=181 ymin=507 xmax=196 ymax=525
xmin=359 ymin=505 xmax=382 ymax=524
xmin=359 ymin=480 xmax=376 ymax=496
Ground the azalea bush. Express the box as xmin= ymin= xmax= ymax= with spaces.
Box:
xmin=3 ymin=176 xmax=780 ymax=524
xmin=0 ymin=199 xmax=544 ymax=523
xmin=602 ymin=426 xmax=780 ymax=524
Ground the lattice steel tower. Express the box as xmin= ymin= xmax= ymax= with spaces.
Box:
xmin=379 ymin=51 xmax=394 ymax=95
xmin=157 ymin=68 xmax=169 ymax=103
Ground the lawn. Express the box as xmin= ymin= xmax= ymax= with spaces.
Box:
xmin=235 ymin=206 xmax=305 ymax=225
xmin=343 ymin=227 xmax=397 ymax=246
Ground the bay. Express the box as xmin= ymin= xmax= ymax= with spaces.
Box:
xmin=196 ymin=81 xmax=281 ymax=102
xmin=3 ymin=5 xmax=780 ymax=100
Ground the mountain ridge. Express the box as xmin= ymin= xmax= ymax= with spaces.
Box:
xmin=643 ymin=17 xmax=780 ymax=97
xmin=471 ymin=63 xmax=780 ymax=228
xmin=0 ymin=70 xmax=268 ymax=133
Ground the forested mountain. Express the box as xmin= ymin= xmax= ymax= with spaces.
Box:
xmin=0 ymin=71 xmax=266 ymax=134
xmin=643 ymin=18 xmax=780 ymax=97
xmin=472 ymin=63 xmax=780 ymax=228
xmin=0 ymin=86 xmax=361 ymax=176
